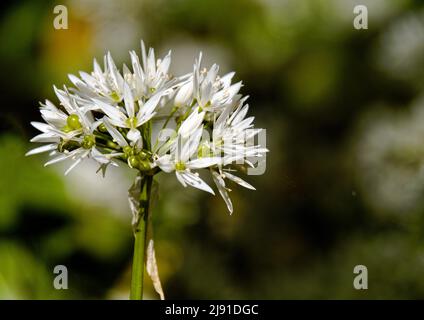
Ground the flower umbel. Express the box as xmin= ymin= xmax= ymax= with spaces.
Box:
xmin=26 ymin=40 xmax=268 ymax=299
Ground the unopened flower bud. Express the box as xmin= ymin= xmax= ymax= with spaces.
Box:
xmin=139 ymin=150 xmax=148 ymax=159
xmin=128 ymin=155 xmax=139 ymax=168
xmin=139 ymin=160 xmax=151 ymax=171
xmin=123 ymin=146 xmax=133 ymax=155
xmin=174 ymin=82 xmax=193 ymax=107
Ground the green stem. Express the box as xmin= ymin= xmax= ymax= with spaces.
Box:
xmin=130 ymin=174 xmax=153 ymax=300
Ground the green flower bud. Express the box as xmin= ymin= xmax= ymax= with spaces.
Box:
xmin=139 ymin=150 xmax=148 ymax=159
xmin=66 ymin=114 xmax=82 ymax=130
xmin=123 ymin=146 xmax=133 ymax=156
xmin=128 ymin=155 xmax=139 ymax=168
xmin=139 ymin=160 xmax=151 ymax=171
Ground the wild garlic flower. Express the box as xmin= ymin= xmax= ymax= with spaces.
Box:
xmin=27 ymin=41 xmax=268 ymax=214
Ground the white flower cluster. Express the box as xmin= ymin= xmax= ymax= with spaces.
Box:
xmin=27 ymin=41 xmax=268 ymax=213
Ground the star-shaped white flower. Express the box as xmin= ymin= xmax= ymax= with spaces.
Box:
xmin=155 ymin=108 xmax=221 ymax=194
xmin=94 ymin=84 xmax=166 ymax=143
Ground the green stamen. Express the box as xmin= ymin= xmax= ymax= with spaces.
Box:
xmin=98 ymin=123 xmax=108 ymax=133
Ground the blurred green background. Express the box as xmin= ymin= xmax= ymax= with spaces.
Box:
xmin=1 ymin=0 xmax=424 ymax=299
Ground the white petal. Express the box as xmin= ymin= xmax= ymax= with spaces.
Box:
xmin=93 ymin=58 xmax=102 ymax=75
xmin=31 ymin=122 xmax=51 ymax=133
xmin=54 ymin=86 xmax=74 ymax=114
xmin=157 ymin=51 xmax=171 ymax=76
xmin=107 ymin=52 xmax=124 ymax=93
xmin=64 ymin=158 xmax=83 ymax=176
xmin=136 ymin=91 xmax=164 ymax=125
xmin=187 ymin=157 xmax=221 ymax=169
xmin=230 ymin=104 xmax=249 ymax=125
xmin=30 ymin=132 xmax=60 ymax=143
xmin=146 ymin=47 xmax=156 ymax=77
xmin=44 ymin=151 xmax=76 ymax=166
xmin=176 ymin=171 xmax=187 ymax=187
xmin=103 ymin=118 xmax=128 ymax=147
xmin=127 ymin=128 xmax=141 ymax=143
xmin=223 ymin=172 xmax=256 ymax=190
xmin=79 ymin=71 xmax=97 ymax=88
xmin=178 ymin=108 xmax=204 ymax=137
xmin=40 ymin=109 xmax=67 ymax=128
xmin=220 ymin=71 xmax=235 ymax=87
xmin=176 ymin=171 xmax=215 ymax=195
xmin=91 ymin=148 xmax=111 ymax=164
xmin=123 ymin=82 xmax=135 ymax=118
xmin=179 ymin=128 xmax=202 ymax=162
xmin=93 ymin=99 xmax=127 ymax=126
xmin=41 ymin=99 xmax=59 ymax=112
xmin=130 ymin=50 xmax=144 ymax=79
xmin=212 ymin=171 xmax=233 ymax=213
xmin=25 ymin=144 xmax=57 ymax=156
xmin=174 ymin=81 xmax=193 ymax=107
xmin=155 ymin=154 xmax=175 ymax=173
xmin=214 ymin=104 xmax=232 ymax=131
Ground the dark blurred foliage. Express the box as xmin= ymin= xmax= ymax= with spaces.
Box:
xmin=2 ymin=0 xmax=424 ymax=299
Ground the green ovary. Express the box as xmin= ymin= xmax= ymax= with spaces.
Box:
xmin=126 ymin=117 xmax=138 ymax=128
xmin=81 ymin=135 xmax=95 ymax=149
xmin=198 ymin=143 xmax=212 ymax=158
xmin=128 ymin=155 xmax=139 ymax=168
xmin=66 ymin=114 xmax=82 ymax=130
xmin=175 ymin=161 xmax=186 ymax=171
xmin=110 ymin=91 xmax=120 ymax=102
